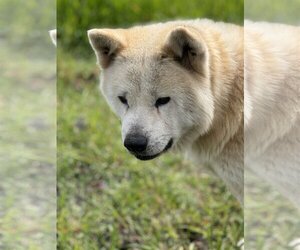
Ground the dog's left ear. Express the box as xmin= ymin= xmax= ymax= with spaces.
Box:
xmin=49 ymin=29 xmax=56 ymax=46
xmin=163 ymin=26 xmax=208 ymax=74
xmin=88 ymin=29 xmax=126 ymax=69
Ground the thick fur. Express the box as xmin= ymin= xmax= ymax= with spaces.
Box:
xmin=88 ymin=19 xmax=244 ymax=203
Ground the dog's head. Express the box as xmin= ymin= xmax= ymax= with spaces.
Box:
xmin=88 ymin=25 xmax=214 ymax=160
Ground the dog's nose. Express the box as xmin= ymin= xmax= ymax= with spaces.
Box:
xmin=124 ymin=134 xmax=148 ymax=153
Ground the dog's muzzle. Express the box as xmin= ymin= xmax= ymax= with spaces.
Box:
xmin=132 ymin=138 xmax=173 ymax=161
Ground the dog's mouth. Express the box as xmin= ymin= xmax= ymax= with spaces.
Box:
xmin=134 ymin=139 xmax=173 ymax=161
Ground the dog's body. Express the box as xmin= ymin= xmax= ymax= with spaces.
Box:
xmin=245 ymin=21 xmax=300 ymax=207
xmin=88 ymin=19 xmax=299 ymax=206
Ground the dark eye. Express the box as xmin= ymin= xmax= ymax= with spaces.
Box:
xmin=160 ymin=53 xmax=168 ymax=60
xmin=155 ymin=97 xmax=170 ymax=108
xmin=118 ymin=96 xmax=128 ymax=105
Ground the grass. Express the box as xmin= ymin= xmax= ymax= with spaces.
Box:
xmin=57 ymin=52 xmax=243 ymax=249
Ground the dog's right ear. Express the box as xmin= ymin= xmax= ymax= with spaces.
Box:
xmin=88 ymin=29 xmax=126 ymax=69
xmin=163 ymin=26 xmax=208 ymax=75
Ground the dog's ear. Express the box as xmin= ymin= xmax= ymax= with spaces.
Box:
xmin=49 ymin=29 xmax=56 ymax=46
xmin=88 ymin=29 xmax=126 ymax=69
xmin=163 ymin=26 xmax=207 ymax=74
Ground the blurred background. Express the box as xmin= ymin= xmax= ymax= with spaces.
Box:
xmin=246 ymin=0 xmax=300 ymax=24
xmin=58 ymin=0 xmax=243 ymax=57
xmin=0 ymin=0 xmax=56 ymax=249
xmin=57 ymin=1 xmax=243 ymax=249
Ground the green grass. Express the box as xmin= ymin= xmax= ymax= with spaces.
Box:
xmin=57 ymin=0 xmax=243 ymax=57
xmin=57 ymin=52 xmax=243 ymax=249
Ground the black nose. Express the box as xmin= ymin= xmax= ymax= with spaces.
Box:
xmin=124 ymin=134 xmax=148 ymax=153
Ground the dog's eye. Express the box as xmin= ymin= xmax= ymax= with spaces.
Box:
xmin=155 ymin=97 xmax=170 ymax=108
xmin=118 ymin=96 xmax=128 ymax=105
xmin=160 ymin=53 xmax=168 ymax=60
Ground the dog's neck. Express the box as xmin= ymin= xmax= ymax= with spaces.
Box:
xmin=185 ymin=27 xmax=244 ymax=163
